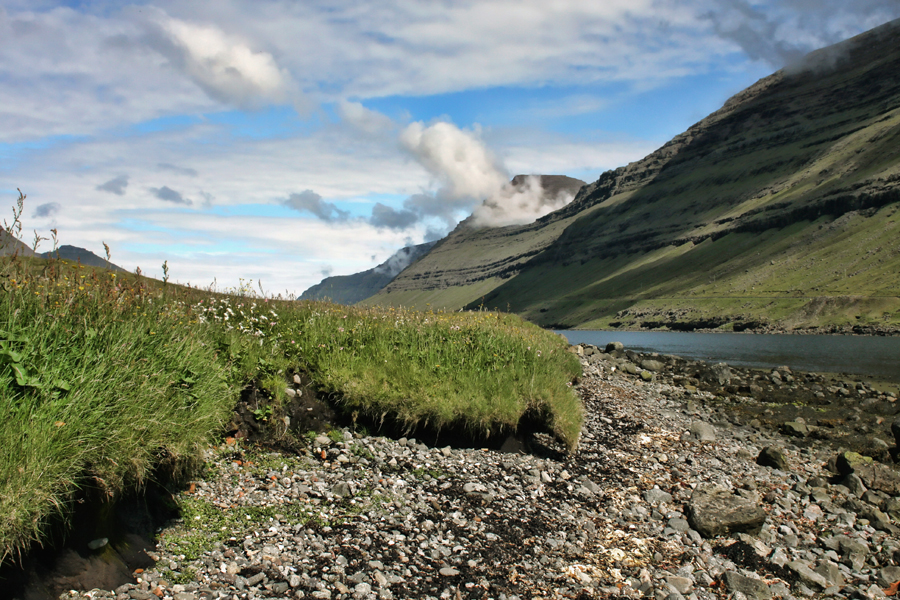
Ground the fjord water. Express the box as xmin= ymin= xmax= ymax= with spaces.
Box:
xmin=556 ymin=331 xmax=900 ymax=382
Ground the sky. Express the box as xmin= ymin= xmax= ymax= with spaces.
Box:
xmin=2 ymin=1 xmax=899 ymax=297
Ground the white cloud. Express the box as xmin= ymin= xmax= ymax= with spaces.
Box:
xmin=3 ymin=0 xmax=899 ymax=294
xmin=144 ymin=12 xmax=298 ymax=110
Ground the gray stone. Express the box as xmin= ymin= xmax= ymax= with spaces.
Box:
xmin=723 ymin=571 xmax=772 ymax=600
xmin=787 ymin=561 xmax=829 ymax=590
xmin=246 ymin=572 xmax=266 ymax=586
xmin=173 ymin=594 xmax=196 ymax=600
xmin=87 ymin=537 xmax=108 ymax=550
xmin=605 ymin=342 xmax=624 ymax=354
xmin=666 ymin=576 xmax=693 ymax=594
xmin=781 ymin=421 xmax=809 ymax=437
xmin=843 ymin=473 xmax=867 ymax=498
xmin=885 ymin=497 xmax=900 ymax=521
xmin=877 ymin=567 xmax=900 ymax=588
xmin=332 ymin=481 xmax=352 ymax=497
xmin=668 ymin=518 xmax=690 ymax=532
xmin=757 ymin=446 xmax=789 ymax=470
xmin=814 ymin=561 xmax=844 ymax=587
xmin=710 ymin=363 xmax=732 ymax=385
xmin=439 ymin=567 xmax=459 ymax=576
xmin=642 ymin=359 xmax=665 ymax=372
xmin=690 ymin=421 xmax=716 ymax=442
xmin=686 ymin=484 xmax=767 ymax=538
xmin=643 ymin=487 xmax=673 ymax=505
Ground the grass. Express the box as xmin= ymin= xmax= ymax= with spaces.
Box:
xmin=0 ymin=191 xmax=582 ymax=564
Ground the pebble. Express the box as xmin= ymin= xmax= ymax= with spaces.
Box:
xmin=55 ymin=347 xmax=900 ymax=600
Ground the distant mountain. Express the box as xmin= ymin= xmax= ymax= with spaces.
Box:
xmin=0 ymin=230 xmax=36 ymax=257
xmin=367 ymin=20 xmax=900 ymax=333
xmin=39 ymin=245 xmax=128 ymax=272
xmin=299 ymin=241 xmax=437 ymax=304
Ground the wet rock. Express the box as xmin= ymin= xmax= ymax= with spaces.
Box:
xmin=686 ymin=484 xmax=767 ymax=538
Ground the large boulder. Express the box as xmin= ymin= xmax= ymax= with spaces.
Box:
xmin=757 ymin=446 xmax=789 ymax=471
xmin=836 ymin=452 xmax=900 ymax=495
xmin=686 ymin=484 xmax=767 ymax=538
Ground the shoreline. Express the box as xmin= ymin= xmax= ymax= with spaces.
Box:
xmin=13 ymin=344 xmax=900 ymax=600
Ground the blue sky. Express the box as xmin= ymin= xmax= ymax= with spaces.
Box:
xmin=1 ymin=1 xmax=899 ymax=295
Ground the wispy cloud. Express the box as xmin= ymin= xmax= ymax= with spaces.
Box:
xmin=150 ymin=185 xmax=191 ymax=205
xmin=32 ymin=202 xmax=60 ymax=218
xmin=283 ymin=190 xmax=350 ymax=222
xmin=158 ymin=163 xmax=198 ymax=177
xmin=97 ymin=175 xmax=129 ymax=196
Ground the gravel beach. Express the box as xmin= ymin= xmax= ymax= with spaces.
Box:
xmin=52 ymin=345 xmax=900 ymax=600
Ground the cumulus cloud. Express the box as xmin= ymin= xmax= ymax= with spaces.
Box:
xmin=284 ymin=190 xmax=350 ymax=222
xmin=400 ymin=121 xmax=509 ymax=204
xmin=387 ymin=120 xmax=578 ymax=230
xmin=97 ymin=175 xmax=129 ymax=196
xmin=158 ymin=163 xmax=199 ymax=177
xmin=151 ymin=185 xmax=192 ymax=205
xmin=143 ymin=13 xmax=297 ymax=110
xmin=32 ymin=202 xmax=61 ymax=218
xmin=470 ymin=175 xmax=577 ymax=228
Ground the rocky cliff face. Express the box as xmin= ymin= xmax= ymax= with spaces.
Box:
xmin=370 ymin=20 xmax=900 ymax=332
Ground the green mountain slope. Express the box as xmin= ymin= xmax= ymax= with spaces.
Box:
xmin=369 ymin=20 xmax=900 ymax=333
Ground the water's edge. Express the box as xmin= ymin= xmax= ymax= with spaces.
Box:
xmin=555 ymin=330 xmax=900 ymax=383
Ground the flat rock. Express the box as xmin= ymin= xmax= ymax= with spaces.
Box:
xmin=686 ymin=484 xmax=767 ymax=538
xmin=723 ymin=571 xmax=772 ymax=600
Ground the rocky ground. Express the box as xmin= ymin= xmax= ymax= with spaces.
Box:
xmin=49 ymin=344 xmax=900 ymax=600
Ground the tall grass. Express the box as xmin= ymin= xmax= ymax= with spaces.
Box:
xmin=0 ymin=191 xmax=583 ymax=563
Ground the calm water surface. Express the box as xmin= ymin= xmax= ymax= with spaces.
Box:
xmin=555 ymin=330 xmax=900 ymax=382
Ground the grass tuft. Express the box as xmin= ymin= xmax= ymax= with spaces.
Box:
xmin=0 ymin=190 xmax=583 ymax=564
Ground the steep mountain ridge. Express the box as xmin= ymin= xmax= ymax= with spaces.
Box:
xmin=300 ymin=241 xmax=437 ymax=304
xmin=369 ymin=19 xmax=900 ymax=332
xmin=368 ymin=175 xmax=585 ymax=307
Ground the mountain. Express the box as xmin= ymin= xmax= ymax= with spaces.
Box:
xmin=1 ymin=233 xmax=127 ymax=272
xmin=299 ymin=241 xmax=437 ymax=304
xmin=367 ymin=20 xmax=900 ymax=333
xmin=361 ymin=174 xmax=586 ymax=308
xmin=0 ymin=230 xmax=36 ymax=257
xmin=39 ymin=245 xmax=128 ymax=272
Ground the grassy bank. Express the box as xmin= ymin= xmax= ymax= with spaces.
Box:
xmin=0 ymin=217 xmax=581 ymax=563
